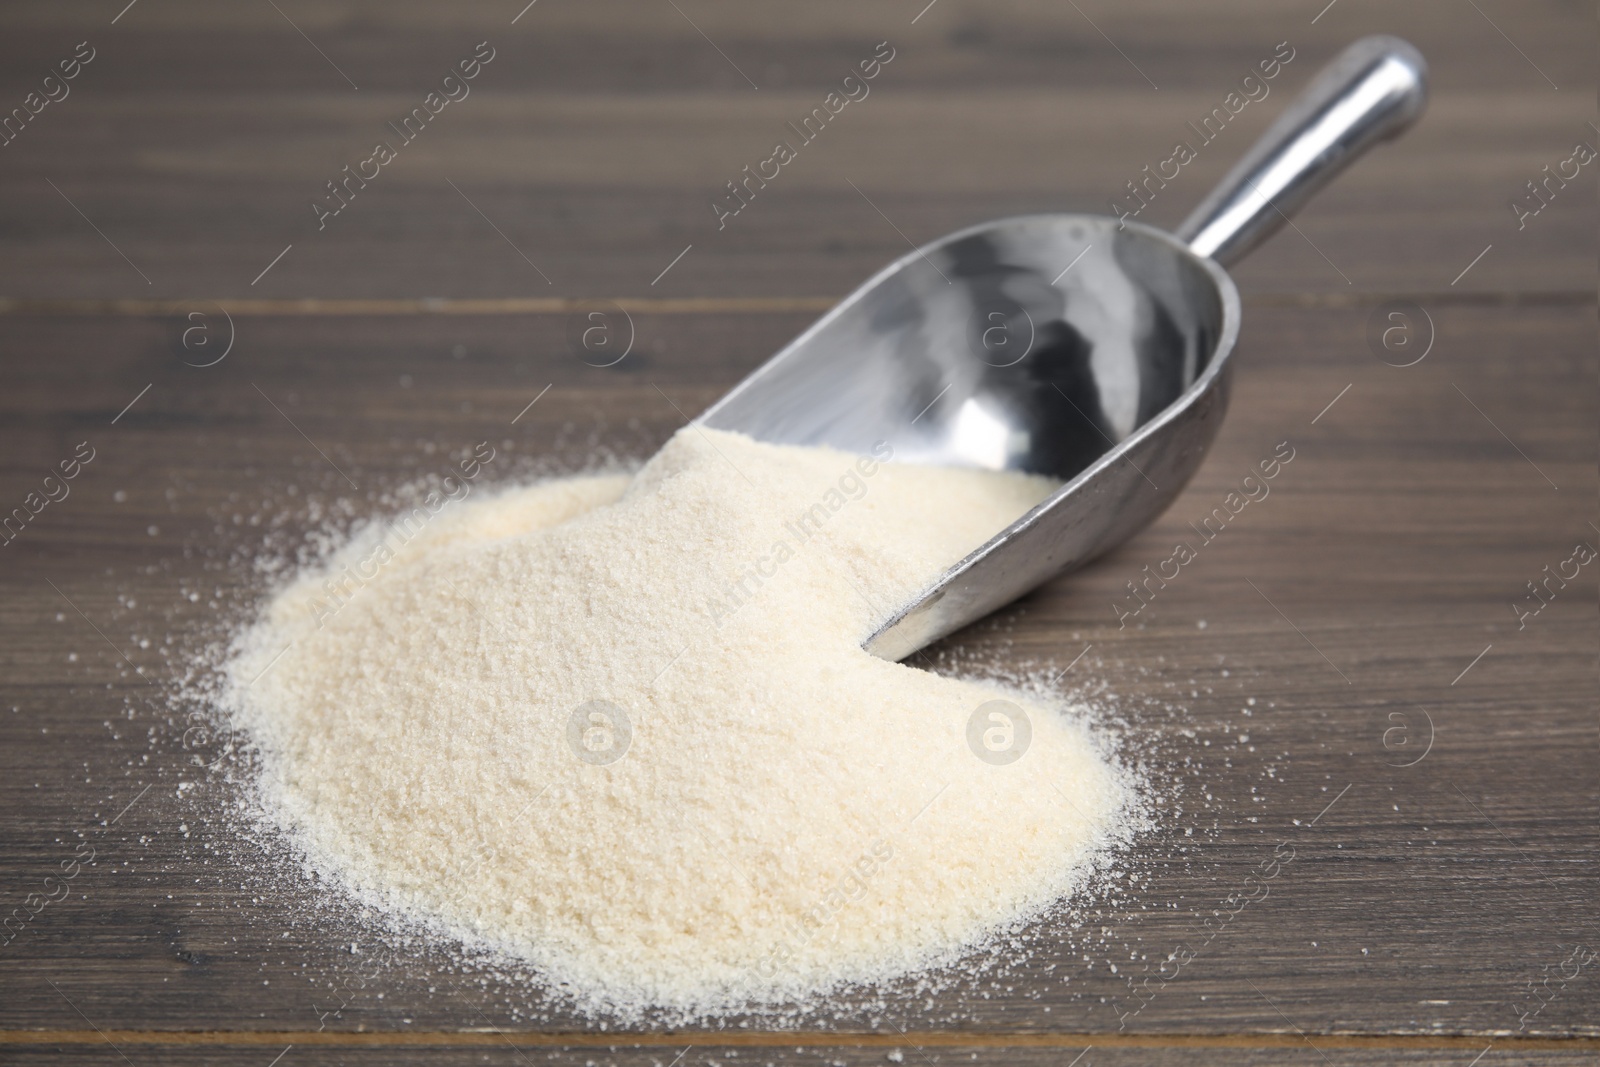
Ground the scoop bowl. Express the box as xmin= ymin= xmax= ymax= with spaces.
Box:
xmin=697 ymin=36 xmax=1428 ymax=659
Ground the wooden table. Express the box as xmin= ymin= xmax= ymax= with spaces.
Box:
xmin=1 ymin=1 xmax=1593 ymax=1062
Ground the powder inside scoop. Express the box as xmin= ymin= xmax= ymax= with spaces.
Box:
xmin=228 ymin=427 xmax=1131 ymax=1014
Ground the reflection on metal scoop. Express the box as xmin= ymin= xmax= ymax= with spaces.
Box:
xmin=698 ymin=37 xmax=1428 ymax=661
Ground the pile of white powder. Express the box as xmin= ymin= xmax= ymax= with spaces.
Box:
xmin=225 ymin=426 xmax=1132 ymax=1016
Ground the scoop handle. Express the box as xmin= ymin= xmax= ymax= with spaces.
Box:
xmin=1176 ymin=35 xmax=1427 ymax=266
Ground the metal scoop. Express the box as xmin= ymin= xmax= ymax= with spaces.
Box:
xmin=697 ymin=36 xmax=1428 ymax=660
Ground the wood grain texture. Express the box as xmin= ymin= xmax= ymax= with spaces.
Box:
xmin=0 ymin=0 xmax=1588 ymax=299
xmin=0 ymin=1038 xmax=1597 ymax=1067
xmin=0 ymin=0 xmax=1594 ymax=1061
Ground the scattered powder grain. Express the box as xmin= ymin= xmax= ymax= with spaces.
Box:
xmin=227 ymin=427 xmax=1131 ymax=1015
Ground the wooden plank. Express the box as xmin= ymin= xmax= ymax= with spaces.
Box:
xmin=0 ymin=1036 xmax=1596 ymax=1067
xmin=0 ymin=301 xmax=1593 ymax=1041
xmin=0 ymin=1 xmax=1587 ymax=300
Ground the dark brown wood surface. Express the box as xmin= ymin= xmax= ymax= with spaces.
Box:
xmin=0 ymin=1 xmax=1594 ymax=1064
